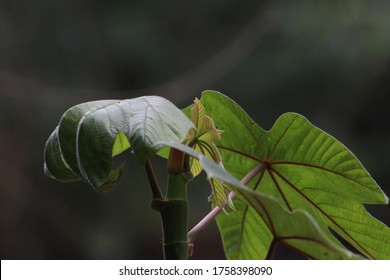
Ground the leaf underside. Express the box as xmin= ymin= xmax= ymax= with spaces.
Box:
xmin=44 ymin=96 xmax=194 ymax=191
xmin=157 ymin=142 xmax=362 ymax=260
xmin=199 ymin=90 xmax=390 ymax=260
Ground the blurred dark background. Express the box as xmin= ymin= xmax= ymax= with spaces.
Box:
xmin=1 ymin=0 xmax=389 ymax=260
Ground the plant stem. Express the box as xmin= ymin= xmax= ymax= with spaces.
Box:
xmin=160 ymin=173 xmax=189 ymax=259
xmin=158 ymin=148 xmax=189 ymax=260
xmin=187 ymin=163 xmax=266 ymax=247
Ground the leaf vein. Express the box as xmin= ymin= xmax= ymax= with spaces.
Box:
xmin=270 ymin=167 xmax=374 ymax=258
xmin=268 ymin=115 xmax=298 ymax=160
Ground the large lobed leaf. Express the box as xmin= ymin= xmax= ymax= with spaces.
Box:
xmin=44 ymin=96 xmax=194 ymax=191
xmin=199 ymin=90 xmax=390 ymax=259
xmin=157 ymin=142 xmax=362 ymax=259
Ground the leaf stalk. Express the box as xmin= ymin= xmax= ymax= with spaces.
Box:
xmin=187 ymin=163 xmax=267 ymax=251
xmin=145 ymin=160 xmax=167 ymax=211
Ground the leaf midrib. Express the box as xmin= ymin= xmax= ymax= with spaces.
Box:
xmin=236 ymin=169 xmax=271 ymax=259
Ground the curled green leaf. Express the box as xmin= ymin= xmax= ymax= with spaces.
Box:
xmin=44 ymin=96 xmax=194 ymax=191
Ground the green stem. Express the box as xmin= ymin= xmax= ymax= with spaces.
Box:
xmin=144 ymin=151 xmax=188 ymax=259
xmin=160 ymin=173 xmax=189 ymax=259
xmin=157 ymin=148 xmax=190 ymax=260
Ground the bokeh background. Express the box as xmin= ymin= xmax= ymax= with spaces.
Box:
xmin=1 ymin=0 xmax=389 ymax=259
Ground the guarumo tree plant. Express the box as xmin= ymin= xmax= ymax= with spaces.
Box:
xmin=44 ymin=91 xmax=390 ymax=260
